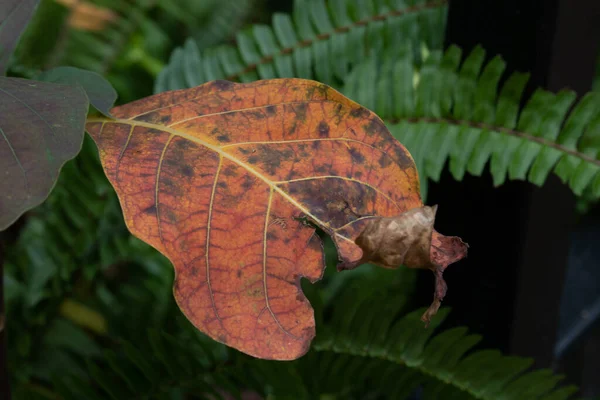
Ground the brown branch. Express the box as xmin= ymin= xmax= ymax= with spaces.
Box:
xmin=225 ymin=0 xmax=449 ymax=81
xmin=392 ymin=116 xmax=600 ymax=167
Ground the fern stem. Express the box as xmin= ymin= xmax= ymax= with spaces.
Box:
xmin=397 ymin=117 xmax=600 ymax=167
xmin=314 ymin=344 xmax=480 ymax=399
xmin=225 ymin=0 xmax=449 ymax=81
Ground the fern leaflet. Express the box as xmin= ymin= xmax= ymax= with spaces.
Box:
xmin=154 ymin=0 xmax=448 ymax=92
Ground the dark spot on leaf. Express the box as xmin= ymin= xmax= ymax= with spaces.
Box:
xmin=248 ymin=156 xmax=259 ymax=164
xmin=355 ymin=171 xmax=363 ymax=178
xmin=394 ymin=146 xmax=414 ymax=169
xmin=348 ymin=148 xmax=365 ymax=164
xmin=350 ymin=107 xmax=370 ymax=119
xmin=165 ymin=209 xmax=177 ymax=223
xmin=318 ymin=121 xmax=330 ymax=138
xmin=266 ymin=105 xmax=277 ymax=115
xmin=364 ymin=118 xmax=385 ymax=137
xmin=311 ymin=141 xmax=320 ymax=150
xmin=176 ymin=140 xmax=191 ymax=149
xmin=241 ymin=175 xmax=254 ymax=190
xmin=191 ymin=267 xmax=199 ymax=276
xmin=288 ymin=121 xmax=298 ymax=136
xmin=286 ymin=169 xmax=298 ymax=180
xmin=162 ymin=178 xmax=184 ymax=196
xmin=293 ymin=103 xmax=308 ymax=121
xmin=255 ymin=146 xmax=293 ymax=175
xmin=212 ymin=80 xmax=234 ymax=91
xmin=217 ymin=181 xmax=228 ymax=189
xmin=222 ymin=165 xmax=238 ymax=177
xmin=315 ymin=164 xmax=327 ymax=173
xmin=304 ymin=86 xmax=316 ymax=99
xmin=239 ymin=147 xmax=250 ymax=155
xmin=237 ymin=270 xmax=242 ymax=278
xmin=266 ymin=232 xmax=278 ymax=241
xmin=160 ymin=115 xmax=172 ymax=124
xmin=217 ymin=134 xmax=231 ymax=143
xmin=249 ymin=110 xmax=265 ymax=119
xmin=181 ymin=165 xmax=194 ymax=177
xmin=144 ymin=205 xmax=157 ymax=214
xmin=317 ymin=83 xmax=329 ymax=96
xmin=378 ymin=154 xmax=393 ymax=168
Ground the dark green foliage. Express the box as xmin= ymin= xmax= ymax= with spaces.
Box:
xmin=157 ymin=0 xmax=256 ymax=49
xmin=0 ymin=76 xmax=88 ymax=230
xmin=0 ymin=0 xmax=39 ymax=74
xmin=12 ymin=263 xmax=577 ymax=399
xmin=37 ymin=66 xmax=117 ymax=117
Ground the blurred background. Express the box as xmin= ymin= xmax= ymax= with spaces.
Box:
xmin=2 ymin=0 xmax=600 ymax=398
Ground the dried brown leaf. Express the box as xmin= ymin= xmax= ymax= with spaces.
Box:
xmin=349 ymin=205 xmax=468 ymax=325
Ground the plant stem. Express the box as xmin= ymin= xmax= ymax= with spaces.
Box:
xmin=0 ymin=240 xmax=10 ymax=399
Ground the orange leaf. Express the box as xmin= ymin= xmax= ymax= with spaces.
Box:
xmin=86 ymin=79 xmax=466 ymax=360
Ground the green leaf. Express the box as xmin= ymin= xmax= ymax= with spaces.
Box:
xmin=0 ymin=77 xmax=88 ymax=230
xmin=37 ymin=66 xmax=117 ymax=117
xmin=0 ymin=0 xmax=39 ymax=75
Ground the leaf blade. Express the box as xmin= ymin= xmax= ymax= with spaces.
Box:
xmin=0 ymin=77 xmax=88 ymax=230
xmin=86 ymin=78 xmax=428 ymax=360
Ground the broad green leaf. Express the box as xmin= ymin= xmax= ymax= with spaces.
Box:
xmin=0 ymin=77 xmax=88 ymax=230
xmin=0 ymin=0 xmax=39 ymax=75
xmin=37 ymin=66 xmax=117 ymax=117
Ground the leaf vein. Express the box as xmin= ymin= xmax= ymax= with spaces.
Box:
xmin=155 ymin=134 xmax=175 ymax=243
xmin=206 ymin=155 xmax=223 ymax=323
xmin=0 ymin=124 xmax=28 ymax=190
xmin=263 ymin=188 xmax=298 ymax=339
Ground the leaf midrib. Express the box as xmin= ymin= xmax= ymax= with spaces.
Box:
xmin=87 ymin=117 xmax=356 ymax=245
xmin=315 ymin=343 xmax=484 ymax=400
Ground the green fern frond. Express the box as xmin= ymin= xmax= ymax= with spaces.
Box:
xmin=42 ymin=319 xmax=295 ymax=400
xmin=313 ymin=305 xmax=577 ymax=400
xmin=159 ymin=0 xmax=256 ymax=49
xmin=154 ymin=0 xmax=448 ymax=93
xmin=344 ymin=45 xmax=600 ymax=199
